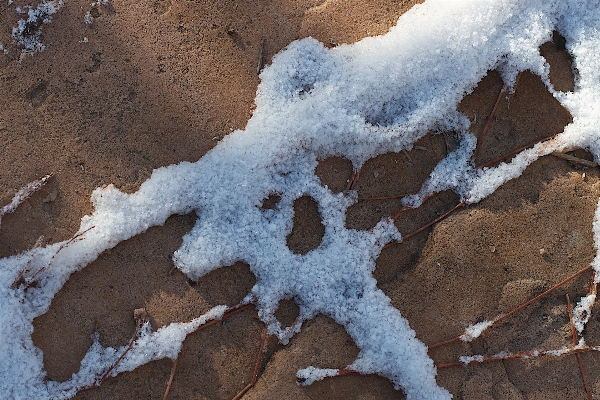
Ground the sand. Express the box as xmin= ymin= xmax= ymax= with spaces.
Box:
xmin=1 ymin=0 xmax=599 ymax=398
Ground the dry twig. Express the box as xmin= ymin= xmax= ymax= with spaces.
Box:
xmin=428 ymin=265 xmax=592 ymax=350
xmin=474 ymin=83 xmax=507 ymax=159
xmin=552 ymin=152 xmax=598 ymax=168
xmin=566 ymin=294 xmax=592 ymax=400
xmin=162 ymin=358 xmax=179 ymax=400
xmin=231 ymin=325 xmax=268 ymax=400
xmin=345 ymin=169 xmax=361 ymax=191
xmin=0 ymin=173 xmax=53 ymax=227
xmin=22 ymin=225 xmax=95 ymax=286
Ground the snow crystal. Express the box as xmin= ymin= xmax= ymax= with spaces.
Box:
xmin=11 ymin=0 xmax=64 ymax=58
xmin=84 ymin=11 xmax=94 ymax=26
xmin=296 ymin=366 xmax=339 ymax=386
xmin=546 ymin=347 xmax=571 ymax=357
xmin=2 ymin=1 xmax=600 ymax=399
xmin=0 ymin=174 xmax=52 ymax=229
xmin=492 ymin=350 xmax=511 ymax=359
xmin=573 ymin=294 xmax=596 ymax=335
xmin=591 ymin=201 xmax=600 ymax=280
xmin=460 ymin=319 xmax=495 ymax=342
xmin=116 ymin=305 xmax=227 ymax=369
xmin=459 ymin=354 xmax=485 ymax=365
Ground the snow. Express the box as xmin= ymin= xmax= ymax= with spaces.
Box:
xmin=573 ymin=294 xmax=596 ymax=335
xmin=2 ymin=0 xmax=600 ymax=399
xmin=0 ymin=174 xmax=52 ymax=228
xmin=460 ymin=319 xmax=495 ymax=342
xmin=11 ymin=1 xmax=65 ymax=57
xmin=459 ymin=354 xmax=485 ymax=365
xmin=84 ymin=11 xmax=94 ymax=25
xmin=296 ymin=366 xmax=340 ymax=386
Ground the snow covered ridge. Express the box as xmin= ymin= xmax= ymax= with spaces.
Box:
xmin=2 ymin=0 xmax=600 ymax=398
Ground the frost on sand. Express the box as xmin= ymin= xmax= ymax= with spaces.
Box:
xmin=2 ymin=1 xmax=600 ymax=399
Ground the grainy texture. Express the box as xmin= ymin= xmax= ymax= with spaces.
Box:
xmin=1 ymin=1 xmax=599 ymax=399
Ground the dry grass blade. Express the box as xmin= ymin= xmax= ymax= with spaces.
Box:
xmin=190 ymin=303 xmax=253 ymax=335
xmin=162 ymin=358 xmax=179 ymax=400
xmin=345 ymin=169 xmax=361 ymax=191
xmin=100 ymin=311 xmax=148 ymax=382
xmin=23 ymin=225 xmax=95 ymax=286
xmin=160 ymin=302 xmax=257 ymax=399
xmin=399 ymin=201 xmax=465 ymax=239
xmin=477 ymin=133 xmax=560 ymax=169
xmin=428 ymin=265 xmax=592 ymax=349
xmin=435 ymin=345 xmax=600 ymax=369
xmin=231 ymin=325 xmax=268 ymax=400
xmin=0 ymin=173 xmax=53 ymax=226
xmin=566 ymin=294 xmax=592 ymax=400
xmin=552 ymin=152 xmax=598 ymax=168
xmin=357 ymin=193 xmax=410 ymax=201
xmin=474 ymin=83 xmax=507 ymax=159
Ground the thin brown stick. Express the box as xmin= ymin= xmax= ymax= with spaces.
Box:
xmin=391 ymin=192 xmax=437 ymax=221
xmin=493 ymin=265 xmax=591 ymax=326
xmin=427 ymin=265 xmax=592 ymax=349
xmin=345 ymin=169 xmax=361 ymax=191
xmin=232 ymin=325 xmax=268 ymax=400
xmin=257 ymin=39 xmax=265 ymax=75
xmin=25 ymin=225 xmax=95 ymax=285
xmin=475 ymin=84 xmax=506 ymax=159
xmin=191 ymin=303 xmax=253 ymax=335
xmin=400 ymin=201 xmax=466 ymax=239
xmin=252 ymin=327 xmax=268 ymax=381
xmin=100 ymin=321 xmax=144 ymax=381
xmin=552 ymin=152 xmax=598 ymax=168
xmin=1 ymin=173 xmax=53 ymax=217
xmin=590 ymin=272 xmax=598 ymax=296
xmin=477 ymin=133 xmax=559 ymax=169
xmin=436 ymin=345 xmax=600 ymax=369
xmin=428 ymin=336 xmax=462 ymax=350
xmin=162 ymin=358 xmax=179 ymax=400
xmin=381 ymin=241 xmax=394 ymax=251
xmin=567 ymin=294 xmax=592 ymax=400
xmin=357 ymin=193 xmax=410 ymax=201
xmin=338 ymin=367 xmax=360 ymax=377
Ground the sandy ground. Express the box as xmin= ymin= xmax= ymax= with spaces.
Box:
xmin=1 ymin=1 xmax=600 ymax=399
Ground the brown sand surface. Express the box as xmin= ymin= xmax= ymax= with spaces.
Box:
xmin=1 ymin=1 xmax=600 ymax=399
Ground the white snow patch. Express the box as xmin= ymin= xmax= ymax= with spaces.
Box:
xmin=11 ymin=0 xmax=64 ymax=58
xmin=84 ymin=11 xmax=94 ymax=25
xmin=546 ymin=347 xmax=570 ymax=357
xmin=459 ymin=354 xmax=485 ymax=365
xmin=296 ymin=366 xmax=340 ymax=385
xmin=460 ymin=319 xmax=495 ymax=342
xmin=573 ymin=294 xmax=596 ymax=335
